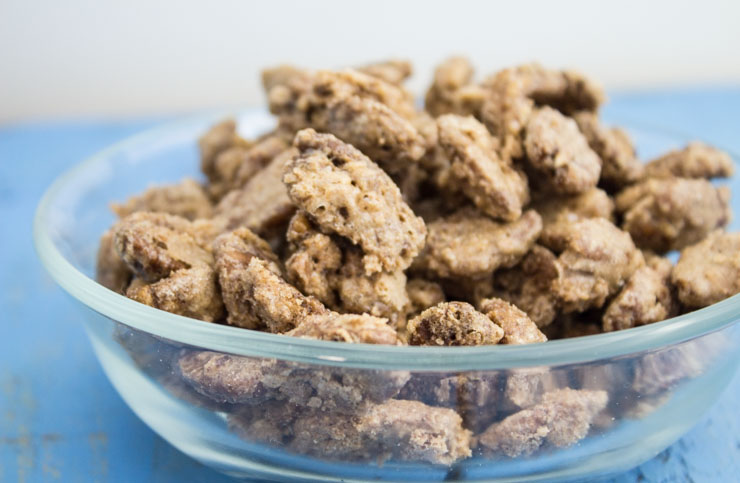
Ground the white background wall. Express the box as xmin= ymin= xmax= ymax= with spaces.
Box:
xmin=2 ymin=0 xmax=739 ymax=124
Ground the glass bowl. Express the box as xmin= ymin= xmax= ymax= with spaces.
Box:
xmin=34 ymin=109 xmax=740 ymax=482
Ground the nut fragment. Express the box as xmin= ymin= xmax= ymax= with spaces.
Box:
xmin=198 ymin=119 xmax=252 ymax=188
xmin=479 ymin=298 xmax=547 ymax=345
xmin=644 ymin=142 xmax=734 ymax=179
xmin=437 ymin=114 xmax=530 ymax=221
xmin=407 ymin=302 xmax=504 ymax=346
xmin=477 ymin=388 xmax=608 ymax=458
xmin=525 ymin=106 xmax=602 ymax=194
xmin=553 ymin=218 xmax=643 ymax=313
xmin=615 ymin=178 xmax=731 ymax=252
xmin=406 ymin=278 xmax=446 ymax=317
xmin=285 ymin=129 xmax=426 ymax=274
xmin=672 ymin=230 xmax=740 ymax=309
xmin=413 ymin=208 xmax=542 ymax=279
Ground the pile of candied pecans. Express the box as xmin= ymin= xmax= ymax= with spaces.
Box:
xmin=98 ymin=58 xmax=739 ymax=465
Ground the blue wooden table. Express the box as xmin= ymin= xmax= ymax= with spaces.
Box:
xmin=2 ymin=89 xmax=739 ymax=482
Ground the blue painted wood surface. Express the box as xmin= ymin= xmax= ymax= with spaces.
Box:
xmin=1 ymin=89 xmax=739 ymax=482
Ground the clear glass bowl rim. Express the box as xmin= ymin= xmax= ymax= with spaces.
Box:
xmin=33 ymin=109 xmax=740 ymax=371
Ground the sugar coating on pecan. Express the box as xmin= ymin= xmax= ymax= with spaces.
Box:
xmin=412 ymin=208 xmax=542 ymax=279
xmin=553 ymin=218 xmax=644 ymax=313
xmin=111 ymin=178 xmax=213 ymax=221
xmin=178 ymin=351 xmax=409 ymax=410
xmin=357 ymin=399 xmax=473 ymax=465
xmin=96 ymin=228 xmax=132 ymax=294
xmin=113 ymin=212 xmax=214 ymax=283
xmin=632 ymin=343 xmax=706 ymax=396
xmin=285 ymin=129 xmax=426 ymax=275
xmin=534 ymin=187 xmax=615 ymax=252
xmin=407 ymin=301 xmax=504 ymax=346
xmin=437 ymin=114 xmax=529 ymax=221
xmin=672 ymin=230 xmax=740 ymax=309
xmin=479 ymin=298 xmax=547 ymax=345
xmin=602 ymin=258 xmax=677 ymax=332
xmin=490 ymin=245 xmax=559 ymax=328
xmin=286 ymin=313 xmax=399 ymax=345
xmin=644 ymin=142 xmax=734 ymax=180
xmin=213 ymin=135 xmax=289 ymax=200
xmin=356 ymin=59 xmax=413 ymax=86
xmin=215 ymin=232 xmax=327 ymax=331
xmin=214 ymin=148 xmax=297 ymax=239
xmin=524 ymin=107 xmax=602 ymax=194
xmin=615 ymin=178 xmax=731 ymax=253
xmin=425 ymin=56 xmax=486 ymax=117
xmin=477 ymin=388 xmax=608 ymax=458
xmin=573 ymin=111 xmax=643 ymax=188
xmin=198 ymin=119 xmax=252 ymax=187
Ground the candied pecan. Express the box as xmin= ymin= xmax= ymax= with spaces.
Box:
xmin=111 ymin=178 xmax=213 ymax=220
xmin=425 ymin=56 xmax=486 ymax=117
xmin=502 ymin=368 xmax=566 ymax=411
xmin=284 ymin=211 xmax=342 ymax=306
xmin=210 ymin=135 xmax=289 ymax=200
xmin=96 ymin=228 xmax=132 ymax=294
xmin=126 ymin=266 xmax=224 ymax=322
xmin=672 ymin=230 xmax=740 ymax=308
xmin=314 ymin=94 xmax=426 ymax=172
xmin=261 ymin=64 xmax=306 ymax=92
xmin=407 ymin=301 xmax=504 ymax=346
xmin=290 ymin=408 xmax=371 ymax=460
xmin=215 ymin=233 xmax=326 ymax=331
xmin=480 ymin=64 xmax=604 ymax=160
xmin=477 ymin=388 xmax=608 ymax=458
xmin=286 ymin=313 xmax=399 ymax=345
xmin=214 ymin=148 xmax=297 ymax=239
xmin=178 ymin=351 xmax=409 ymax=410
xmin=285 ymin=212 xmax=410 ymax=325
xmin=553 ymin=218 xmax=644 ymax=313
xmin=334 ymin=249 xmax=410 ymax=327
xmin=198 ymin=119 xmax=251 ymax=186
xmin=357 ymin=399 xmax=473 ymax=465
xmin=534 ymin=187 xmax=615 ymax=252
xmin=524 ymin=106 xmax=602 ymax=194
xmin=412 ymin=208 xmax=541 ymax=279
xmin=479 ymin=298 xmax=547 ymax=344
xmin=632 ymin=343 xmax=706 ymax=396
xmin=437 ymin=114 xmax=529 ymax=221
xmin=229 ymin=401 xmax=303 ymax=446
xmin=602 ymin=258 xmax=677 ymax=332
xmin=644 ymin=142 xmax=734 ymax=179
xmin=490 ymin=245 xmax=559 ymax=327
xmin=356 ymin=59 xmax=413 ymax=85
xmin=285 ymin=129 xmax=426 ymax=274
xmin=573 ymin=111 xmax=644 ymax=188
xmin=113 ymin=212 xmax=214 ymax=283
xmin=406 ymin=278 xmax=446 ymax=317
xmin=615 ymin=178 xmax=731 ymax=252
